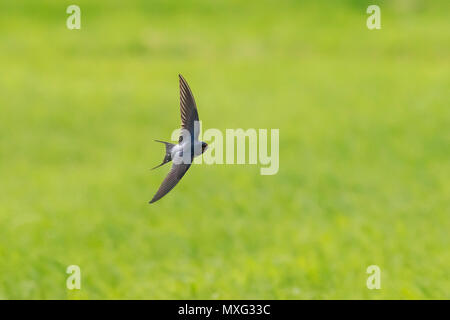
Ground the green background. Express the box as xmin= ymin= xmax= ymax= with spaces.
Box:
xmin=0 ymin=0 xmax=448 ymax=299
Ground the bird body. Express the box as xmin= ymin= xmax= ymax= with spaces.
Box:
xmin=149 ymin=75 xmax=208 ymax=204
xmin=170 ymin=140 xmax=205 ymax=160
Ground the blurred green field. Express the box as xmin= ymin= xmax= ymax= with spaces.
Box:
xmin=0 ymin=0 xmax=449 ymax=299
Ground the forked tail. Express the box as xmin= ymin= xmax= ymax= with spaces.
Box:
xmin=152 ymin=140 xmax=175 ymax=169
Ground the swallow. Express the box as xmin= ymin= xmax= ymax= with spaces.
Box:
xmin=149 ymin=74 xmax=208 ymax=204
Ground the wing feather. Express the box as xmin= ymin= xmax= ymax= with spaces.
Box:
xmin=179 ymin=74 xmax=199 ymax=142
xmin=149 ymin=163 xmax=191 ymax=203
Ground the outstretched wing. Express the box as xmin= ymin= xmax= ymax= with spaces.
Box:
xmin=179 ymin=74 xmax=199 ymax=143
xmin=149 ymin=163 xmax=191 ymax=203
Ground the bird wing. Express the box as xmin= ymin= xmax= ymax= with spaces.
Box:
xmin=179 ymin=74 xmax=199 ymax=143
xmin=149 ymin=162 xmax=191 ymax=203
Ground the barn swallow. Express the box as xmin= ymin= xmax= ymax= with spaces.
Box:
xmin=149 ymin=74 xmax=208 ymax=203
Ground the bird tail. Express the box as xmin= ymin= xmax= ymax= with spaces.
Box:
xmin=151 ymin=140 xmax=175 ymax=170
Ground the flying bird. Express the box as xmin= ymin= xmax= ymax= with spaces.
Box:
xmin=149 ymin=74 xmax=208 ymax=204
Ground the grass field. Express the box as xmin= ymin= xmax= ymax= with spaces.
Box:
xmin=0 ymin=0 xmax=449 ymax=299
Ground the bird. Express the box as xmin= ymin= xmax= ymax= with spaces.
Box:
xmin=149 ymin=74 xmax=208 ymax=204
